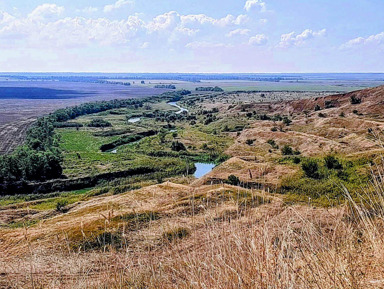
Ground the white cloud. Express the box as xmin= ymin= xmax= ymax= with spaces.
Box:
xmin=185 ymin=41 xmax=232 ymax=49
xmin=259 ymin=18 xmax=267 ymax=25
xmin=77 ymin=7 xmax=98 ymax=14
xmin=0 ymin=5 xmax=256 ymax=50
xmin=0 ymin=11 xmax=15 ymax=24
xmin=147 ymin=11 xmax=179 ymax=33
xmin=278 ymin=29 xmax=326 ymax=48
xmin=249 ymin=34 xmax=268 ymax=45
xmin=104 ymin=0 xmax=133 ymax=13
xmin=341 ymin=32 xmax=384 ymax=49
xmin=244 ymin=0 xmax=267 ymax=12
xmin=28 ymin=4 xmax=64 ymax=21
xmin=226 ymin=28 xmax=250 ymax=37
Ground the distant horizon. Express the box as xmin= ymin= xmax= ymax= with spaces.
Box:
xmin=0 ymin=1 xmax=383 ymax=72
xmin=1 ymin=72 xmax=384 ymax=75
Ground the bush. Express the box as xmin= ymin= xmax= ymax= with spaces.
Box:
xmin=324 ymin=100 xmax=336 ymax=109
xmin=56 ymin=199 xmax=68 ymax=212
xmin=246 ymin=139 xmax=254 ymax=146
xmin=267 ymin=139 xmax=279 ymax=149
xmin=227 ymin=175 xmax=240 ymax=186
xmin=171 ymin=141 xmax=186 ymax=152
xmin=88 ymin=118 xmax=112 ymax=128
xmin=283 ymin=117 xmax=292 ymax=126
xmin=293 ymin=157 xmax=301 ymax=164
xmin=281 ymin=145 xmax=294 ymax=155
xmin=324 ymin=155 xmax=343 ymax=170
xmin=350 ymin=95 xmax=362 ymax=105
xmin=302 ymin=159 xmax=320 ymax=179
xmin=314 ymin=105 xmax=321 ymax=111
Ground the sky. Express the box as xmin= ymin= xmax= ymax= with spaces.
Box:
xmin=0 ymin=0 xmax=383 ymax=73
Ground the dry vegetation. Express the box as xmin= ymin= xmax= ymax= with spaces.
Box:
xmin=1 ymin=173 xmax=384 ymax=288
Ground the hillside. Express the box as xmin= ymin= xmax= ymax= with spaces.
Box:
xmin=1 ymin=86 xmax=384 ymax=288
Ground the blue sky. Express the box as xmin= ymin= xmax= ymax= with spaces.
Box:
xmin=0 ymin=0 xmax=383 ymax=72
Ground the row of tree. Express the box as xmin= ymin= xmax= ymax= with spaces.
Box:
xmin=0 ymin=118 xmax=63 ymax=183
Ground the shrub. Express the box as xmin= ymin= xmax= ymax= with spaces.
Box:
xmin=302 ymin=159 xmax=320 ymax=179
xmin=314 ymin=105 xmax=321 ymax=111
xmin=324 ymin=155 xmax=343 ymax=170
xmin=88 ymin=118 xmax=112 ymax=128
xmin=283 ymin=117 xmax=292 ymax=126
xmin=227 ymin=175 xmax=240 ymax=186
xmin=171 ymin=141 xmax=186 ymax=152
xmin=324 ymin=100 xmax=336 ymax=109
xmin=293 ymin=157 xmax=301 ymax=164
xmin=318 ymin=113 xmax=326 ymax=118
xmin=350 ymin=95 xmax=362 ymax=105
xmin=246 ymin=139 xmax=254 ymax=146
xmin=56 ymin=199 xmax=68 ymax=212
xmin=267 ymin=139 xmax=279 ymax=149
xmin=281 ymin=145 xmax=294 ymax=155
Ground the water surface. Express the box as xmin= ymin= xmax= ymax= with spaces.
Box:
xmin=194 ymin=163 xmax=215 ymax=178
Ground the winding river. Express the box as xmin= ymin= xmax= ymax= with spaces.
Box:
xmin=168 ymin=102 xmax=189 ymax=114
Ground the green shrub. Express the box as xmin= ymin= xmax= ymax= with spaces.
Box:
xmin=227 ymin=175 xmax=240 ymax=186
xmin=302 ymin=159 xmax=320 ymax=179
xmin=293 ymin=157 xmax=301 ymax=164
xmin=171 ymin=141 xmax=187 ymax=151
xmin=56 ymin=199 xmax=68 ymax=212
xmin=267 ymin=139 xmax=279 ymax=149
xmin=88 ymin=118 xmax=112 ymax=128
xmin=281 ymin=145 xmax=294 ymax=155
xmin=324 ymin=155 xmax=343 ymax=170
xmin=283 ymin=117 xmax=292 ymax=126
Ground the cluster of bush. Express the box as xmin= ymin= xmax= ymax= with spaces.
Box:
xmin=87 ymin=118 xmax=112 ymax=128
xmin=195 ymin=86 xmax=224 ymax=92
xmin=53 ymin=122 xmax=83 ymax=128
xmin=302 ymin=155 xmax=345 ymax=179
xmin=154 ymin=84 xmax=176 ymax=89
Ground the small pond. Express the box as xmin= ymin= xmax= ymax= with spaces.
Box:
xmin=194 ymin=163 xmax=215 ymax=178
xmin=128 ymin=117 xmax=141 ymax=123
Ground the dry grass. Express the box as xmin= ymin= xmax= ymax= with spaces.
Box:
xmin=2 ymin=170 xmax=384 ymax=288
